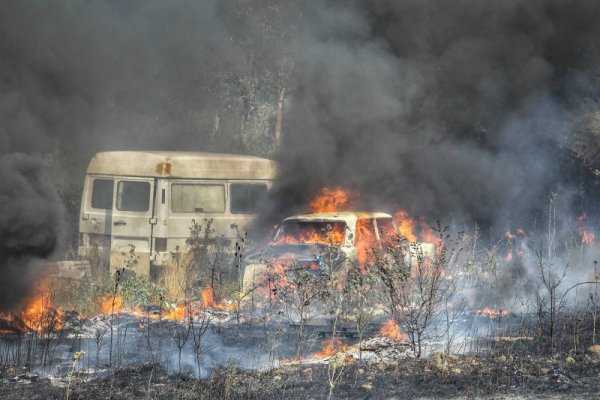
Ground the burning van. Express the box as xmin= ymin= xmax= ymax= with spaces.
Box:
xmin=78 ymin=151 xmax=277 ymax=280
xmin=242 ymin=211 xmax=437 ymax=295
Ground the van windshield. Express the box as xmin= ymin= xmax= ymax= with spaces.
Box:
xmin=272 ymin=220 xmax=346 ymax=246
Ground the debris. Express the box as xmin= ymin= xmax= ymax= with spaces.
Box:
xmin=587 ymin=345 xmax=600 ymax=358
xmin=302 ymin=368 xmax=313 ymax=380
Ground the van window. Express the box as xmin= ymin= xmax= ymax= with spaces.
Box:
xmin=91 ymin=178 xmax=114 ymax=210
xmin=376 ymin=218 xmax=396 ymax=242
xmin=230 ymin=183 xmax=267 ymax=213
xmin=171 ymin=184 xmax=225 ymax=213
xmin=356 ymin=218 xmax=377 ymax=245
xmin=116 ymin=181 xmax=150 ymax=212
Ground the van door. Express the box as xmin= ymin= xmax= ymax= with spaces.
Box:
xmin=79 ymin=175 xmax=115 ymax=277
xmin=109 ymin=178 xmax=155 ymax=278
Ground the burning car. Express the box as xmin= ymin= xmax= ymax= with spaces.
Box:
xmin=241 ymin=211 xmax=437 ymax=296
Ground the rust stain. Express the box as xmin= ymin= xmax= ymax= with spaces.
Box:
xmin=156 ymin=161 xmax=172 ymax=176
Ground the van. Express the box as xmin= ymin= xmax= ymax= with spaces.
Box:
xmin=242 ymin=211 xmax=437 ymax=295
xmin=78 ymin=151 xmax=278 ymax=280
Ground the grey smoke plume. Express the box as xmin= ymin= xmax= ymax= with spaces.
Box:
xmin=273 ymin=0 xmax=600 ymax=229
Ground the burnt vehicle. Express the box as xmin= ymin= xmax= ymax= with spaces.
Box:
xmin=241 ymin=211 xmax=436 ymax=295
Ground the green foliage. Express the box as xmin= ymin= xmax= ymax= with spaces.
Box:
xmin=119 ymin=277 xmax=166 ymax=307
xmin=55 ymin=276 xmax=166 ymax=315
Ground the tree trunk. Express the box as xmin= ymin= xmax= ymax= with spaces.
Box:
xmin=275 ymin=85 xmax=286 ymax=146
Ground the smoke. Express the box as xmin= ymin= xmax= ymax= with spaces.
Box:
xmin=0 ymin=1 xmax=258 ymax=160
xmin=273 ymin=0 xmax=600 ymax=230
xmin=0 ymin=154 xmax=63 ymax=309
xmin=1 ymin=1 xmax=600 ymax=305
xmin=0 ymin=0 xmax=288 ymax=306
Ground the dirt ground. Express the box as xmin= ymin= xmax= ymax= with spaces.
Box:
xmin=2 ymin=353 xmax=600 ymax=400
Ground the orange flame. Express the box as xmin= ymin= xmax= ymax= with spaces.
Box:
xmin=199 ymin=286 xmax=237 ymax=311
xmin=477 ymin=307 xmax=509 ymax=318
xmin=379 ymin=319 xmax=408 ymax=341
xmin=356 ymin=218 xmax=378 ymax=268
xmin=201 ymin=287 xmax=216 ymax=308
xmin=163 ymin=303 xmax=186 ymax=320
xmin=314 ymin=338 xmax=349 ymax=358
xmin=0 ymin=282 xmax=65 ymax=334
xmin=394 ymin=210 xmax=417 ymax=242
xmin=273 ymin=223 xmax=346 ymax=246
xmin=309 ymin=187 xmax=355 ymax=213
xmin=505 ymin=229 xmax=526 ymax=262
xmin=100 ymin=295 xmax=123 ymax=315
xmin=577 ymin=212 xmax=596 ymax=245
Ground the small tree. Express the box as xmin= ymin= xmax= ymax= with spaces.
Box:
xmin=534 ymin=250 xmax=567 ymax=352
xmin=343 ymin=267 xmax=375 ymax=361
xmin=276 ymin=260 xmax=331 ymax=359
xmin=375 ymin=226 xmax=458 ymax=358
xmin=190 ymin=303 xmax=212 ymax=377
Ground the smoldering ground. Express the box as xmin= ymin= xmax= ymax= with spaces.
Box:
xmin=2 ymin=1 xmax=600 ymax=305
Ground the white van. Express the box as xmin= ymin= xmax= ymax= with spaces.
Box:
xmin=78 ymin=151 xmax=278 ymax=280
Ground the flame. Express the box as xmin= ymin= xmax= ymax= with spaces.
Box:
xmin=100 ymin=295 xmax=123 ymax=315
xmin=273 ymin=223 xmax=346 ymax=246
xmin=393 ymin=210 xmax=441 ymax=247
xmin=199 ymin=286 xmax=237 ymax=311
xmin=0 ymin=283 xmax=65 ymax=334
xmin=356 ymin=218 xmax=378 ymax=268
xmin=577 ymin=212 xmax=596 ymax=245
xmin=504 ymin=229 xmax=526 ymax=262
xmin=394 ymin=210 xmax=417 ymax=242
xmin=201 ymin=287 xmax=216 ymax=308
xmin=477 ymin=307 xmax=509 ymax=318
xmin=309 ymin=187 xmax=355 ymax=213
xmin=505 ymin=229 xmax=525 ymax=241
xmin=313 ymin=338 xmax=349 ymax=358
xmin=163 ymin=303 xmax=186 ymax=320
xmin=379 ymin=318 xmax=408 ymax=340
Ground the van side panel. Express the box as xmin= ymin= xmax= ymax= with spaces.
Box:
xmin=151 ymin=179 xmax=272 ymax=264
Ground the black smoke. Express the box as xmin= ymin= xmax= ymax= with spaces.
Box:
xmin=2 ymin=0 xmax=600 ymax=307
xmin=0 ymin=0 xmax=283 ymax=307
xmin=272 ymin=0 xmax=600 ymax=231
xmin=0 ymin=154 xmax=63 ymax=309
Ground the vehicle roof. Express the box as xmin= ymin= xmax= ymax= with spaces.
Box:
xmin=283 ymin=211 xmax=393 ymax=224
xmin=86 ymin=151 xmax=278 ymax=179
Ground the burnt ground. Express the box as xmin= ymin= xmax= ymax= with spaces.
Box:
xmin=2 ymin=353 xmax=600 ymax=400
